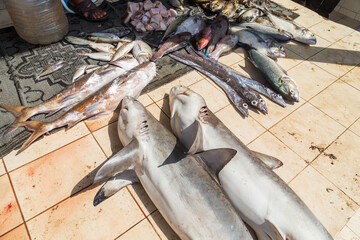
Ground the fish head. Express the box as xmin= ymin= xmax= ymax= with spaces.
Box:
xmin=249 ymin=95 xmax=268 ymax=114
xmin=196 ymin=27 xmax=212 ymax=50
xmin=267 ymin=40 xmax=286 ymax=58
xmin=169 ymin=86 xmax=207 ymax=137
xmin=298 ymin=28 xmax=317 ymax=45
xmin=279 ymin=76 xmax=300 ymax=102
xmin=110 ymin=56 xmax=139 ymax=68
xmin=118 ymin=96 xmax=150 ymax=145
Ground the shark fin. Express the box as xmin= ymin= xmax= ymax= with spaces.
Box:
xmin=94 ymin=138 xmax=141 ymax=184
xmin=186 ymin=120 xmax=203 ymax=154
xmin=196 ymin=148 xmax=237 ymax=179
xmin=93 ymin=170 xmax=138 ymax=206
xmin=251 ymin=151 xmax=283 ymax=170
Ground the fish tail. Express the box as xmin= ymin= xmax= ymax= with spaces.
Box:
xmin=13 ymin=121 xmax=51 ymax=154
xmin=0 ymin=105 xmax=35 ymax=136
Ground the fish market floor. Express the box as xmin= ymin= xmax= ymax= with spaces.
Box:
xmin=1 ymin=1 xmax=360 ymax=239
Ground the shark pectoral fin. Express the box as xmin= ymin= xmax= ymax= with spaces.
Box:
xmin=252 ymin=151 xmax=283 ymax=170
xmin=264 ymin=219 xmax=284 ymax=240
xmin=185 ymin=120 xmax=203 ymax=155
xmin=196 ymin=148 xmax=237 ymax=179
xmin=94 ymin=138 xmax=141 ymax=184
xmin=93 ymin=170 xmax=138 ymax=206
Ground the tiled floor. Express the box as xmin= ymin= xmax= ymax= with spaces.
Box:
xmin=1 ymin=0 xmax=360 ymax=239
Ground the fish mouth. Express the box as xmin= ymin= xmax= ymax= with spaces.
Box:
xmin=258 ymin=102 xmax=268 ymax=114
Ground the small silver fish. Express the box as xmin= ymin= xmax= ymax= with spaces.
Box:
xmin=111 ymin=41 xmax=136 ymax=62
xmin=78 ymin=51 xmax=114 ymax=61
xmin=65 ymin=36 xmax=92 ymax=45
xmin=36 ymin=60 xmax=66 ymax=80
xmin=132 ymin=40 xmax=152 ymax=64
xmin=88 ymin=33 xmax=122 ymax=43
xmin=88 ymin=42 xmax=116 ymax=54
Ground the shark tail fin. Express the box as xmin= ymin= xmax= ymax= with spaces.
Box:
xmin=13 ymin=121 xmax=51 ymax=154
xmin=93 ymin=170 xmax=138 ymax=206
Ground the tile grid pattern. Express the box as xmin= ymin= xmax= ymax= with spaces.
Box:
xmin=1 ymin=1 xmax=360 ymax=238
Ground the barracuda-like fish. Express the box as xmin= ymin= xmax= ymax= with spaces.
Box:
xmin=208 ymin=35 xmax=239 ymax=62
xmin=13 ymin=62 xmax=156 ymax=153
xmin=239 ymin=22 xmax=293 ymax=42
xmin=248 ymin=48 xmax=299 ymax=102
xmin=206 ymin=15 xmax=229 ymax=55
xmin=169 ymin=51 xmax=249 ymax=117
xmin=170 ymin=46 xmax=268 ymax=114
xmin=132 ymin=40 xmax=152 ymax=63
xmin=1 ymin=57 xmax=139 ymax=135
xmin=92 ymin=96 xmax=253 ymax=240
xmin=174 ymin=15 xmax=206 ymax=37
xmin=111 ymin=41 xmax=136 ymax=62
xmin=151 ymin=32 xmax=191 ymax=62
xmin=36 ymin=60 xmax=66 ymax=80
xmin=169 ymin=86 xmax=333 ymax=240
xmin=231 ymin=26 xmax=285 ymax=58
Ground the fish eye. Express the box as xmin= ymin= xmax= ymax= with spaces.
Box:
xmin=243 ymin=103 xmax=248 ymax=109
xmin=290 ymin=89 xmax=295 ymax=95
xmin=259 ymin=99 xmax=264 ymax=103
xmin=251 ymin=100 xmax=257 ymax=106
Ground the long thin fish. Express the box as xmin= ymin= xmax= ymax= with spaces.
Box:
xmin=36 ymin=61 xmax=66 ymax=80
xmin=13 ymin=62 xmax=156 ymax=153
xmin=1 ymin=57 xmax=139 ymax=135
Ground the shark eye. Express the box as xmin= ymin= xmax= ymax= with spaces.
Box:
xmin=251 ymin=100 xmax=257 ymax=106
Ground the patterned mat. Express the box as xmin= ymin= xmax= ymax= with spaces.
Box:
xmin=0 ymin=0 xmax=297 ymax=158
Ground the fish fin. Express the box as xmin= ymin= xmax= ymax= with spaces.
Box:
xmin=251 ymin=151 xmax=283 ymax=170
xmin=185 ymin=120 xmax=203 ymax=154
xmin=195 ymin=148 xmax=237 ymax=178
xmin=12 ymin=121 xmax=51 ymax=154
xmin=93 ymin=170 xmax=138 ymax=206
xmin=94 ymin=138 xmax=141 ymax=184
xmin=58 ymin=93 xmax=80 ymax=104
xmin=0 ymin=104 xmax=31 ymax=135
xmin=264 ymin=219 xmax=284 ymax=240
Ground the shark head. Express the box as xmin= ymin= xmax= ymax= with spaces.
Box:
xmin=118 ymin=96 xmax=150 ymax=146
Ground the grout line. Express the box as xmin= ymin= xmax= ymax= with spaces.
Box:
xmin=125 ymin=186 xmax=149 ymax=218
xmin=111 ymin=216 xmax=147 ymax=240
xmin=5 ymin=132 xmax=92 ymax=175
xmin=2 ymin=164 xmax=33 ymax=240
xmin=145 ymin=215 xmax=163 ymax=240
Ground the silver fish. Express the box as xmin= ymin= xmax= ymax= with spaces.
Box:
xmin=208 ymin=35 xmax=239 ymax=62
xmin=231 ymin=26 xmax=285 ymax=58
xmin=65 ymin=36 xmax=93 ymax=45
xmin=72 ymin=65 xmax=100 ymax=82
xmin=174 ymin=15 xmax=206 ymax=36
xmin=111 ymin=41 xmax=136 ymax=62
xmin=132 ymin=40 xmax=152 ymax=64
xmin=92 ymin=96 xmax=253 ymax=240
xmin=248 ymin=48 xmax=299 ymax=102
xmin=78 ymin=51 xmax=114 ymax=61
xmin=239 ymin=22 xmax=293 ymax=42
xmin=88 ymin=42 xmax=116 ymax=54
xmin=87 ymin=32 xmax=122 ymax=43
xmin=169 ymin=86 xmax=333 ymax=240
xmin=36 ymin=60 xmax=66 ymax=80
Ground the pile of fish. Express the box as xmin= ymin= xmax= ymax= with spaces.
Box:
xmin=124 ymin=0 xmax=177 ymax=32
xmin=1 ymin=27 xmax=157 ymax=153
xmin=85 ymin=87 xmax=333 ymax=240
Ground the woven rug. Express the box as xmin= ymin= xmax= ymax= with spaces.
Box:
xmin=0 ymin=0 xmax=297 ymax=158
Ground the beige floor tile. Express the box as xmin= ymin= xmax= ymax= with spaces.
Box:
xmin=93 ymin=121 xmax=122 ymax=158
xmin=26 ymin=185 xmax=144 ymax=240
xmin=230 ymin=59 xmax=265 ymax=83
xmin=234 ymin=46 xmax=246 ymax=59
xmin=155 ymin=97 xmax=171 ymax=118
xmin=218 ymin=52 xmax=244 ymax=67
xmin=188 ymin=79 xmax=230 ymax=113
xmin=312 ymin=130 xmax=360 ymax=204
xmin=341 ymin=65 xmax=360 ymax=91
xmin=289 ymin=166 xmax=358 ymax=236
xmin=10 ymin=135 xmax=107 ymax=220
xmin=0 ymin=224 xmax=29 ymax=240
xmin=283 ymin=36 xmax=332 ymax=60
xmin=350 ymin=118 xmax=360 ymax=137
xmin=116 ymin=219 xmax=159 ymax=240
xmin=332 ymin=32 xmax=360 ymax=54
xmin=292 ymin=7 xmax=326 ymax=28
xmin=335 ymin=225 xmax=360 ymax=240
xmin=148 ymin=211 xmax=180 ymax=240
xmin=336 ymin=17 xmax=360 ymax=29
xmin=0 ymin=159 xmax=5 ymax=176
xmin=85 ymin=111 xmax=119 ymax=133
xmin=310 ymin=80 xmax=360 ymax=127
xmin=0 ymin=175 xmax=23 ymax=236
xmin=270 ymin=103 xmax=345 ymax=163
xmin=3 ymin=122 xmax=90 ymax=171
xmin=347 ymin=208 xmax=360 ymax=236
xmin=127 ymin=184 xmax=157 ymax=216
xmin=248 ymin=131 xmax=307 ymax=183
xmin=216 ymin=105 xmax=266 ymax=145
xmin=274 ymin=48 xmax=304 ymax=71
xmin=310 ymin=20 xmax=354 ymax=43
xmin=251 ymin=97 xmax=305 ymax=130
xmin=147 ymin=70 xmax=204 ymax=102
xmin=146 ymin=103 xmax=171 ymax=132
xmin=287 ymin=61 xmax=338 ymax=101
xmin=309 ymin=47 xmax=360 ymax=78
